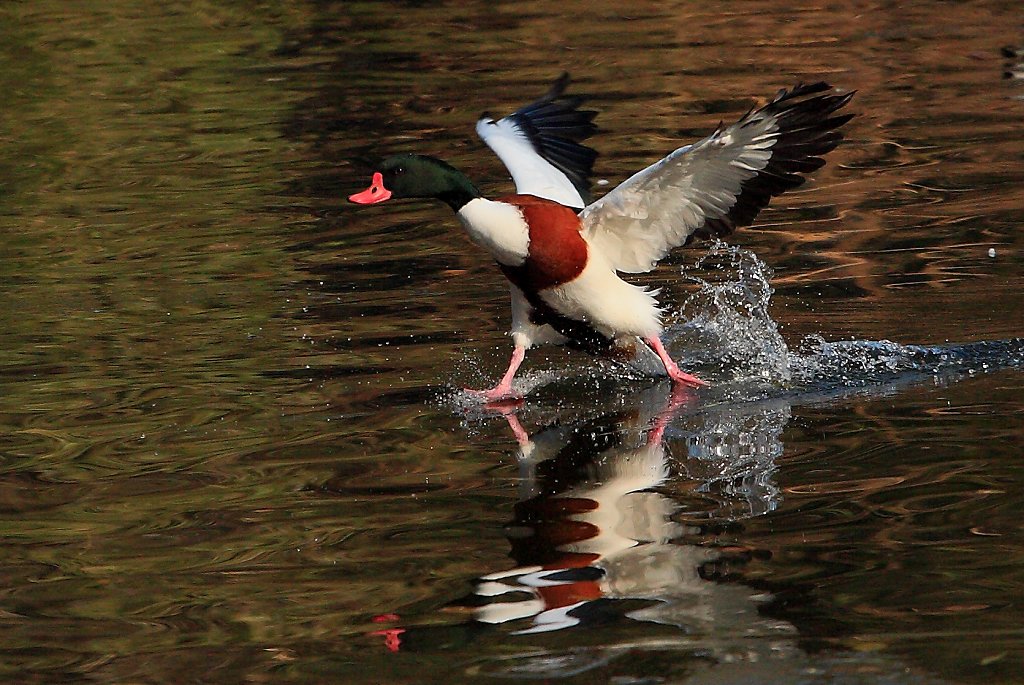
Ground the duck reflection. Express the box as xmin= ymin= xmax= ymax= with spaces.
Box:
xmin=373 ymin=382 xmax=795 ymax=652
xmin=470 ymin=384 xmax=788 ymax=637
xmin=368 ymin=345 xmax=1019 ymax=681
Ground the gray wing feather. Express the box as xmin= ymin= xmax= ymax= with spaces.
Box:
xmin=580 ymin=83 xmax=854 ymax=273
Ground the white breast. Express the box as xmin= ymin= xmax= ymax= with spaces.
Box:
xmin=457 ymin=198 xmax=531 ymax=266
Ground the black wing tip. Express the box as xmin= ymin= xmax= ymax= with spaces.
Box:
xmin=775 ymin=83 xmax=856 ymax=115
xmin=506 ymin=72 xmax=600 ymax=200
xmin=775 ymin=81 xmax=856 ymax=99
xmin=544 ymin=72 xmax=572 ymax=100
xmin=700 ymin=80 xmax=855 ymax=240
xmin=826 ymin=111 xmax=856 ymax=129
xmin=774 ymin=81 xmax=832 ymax=101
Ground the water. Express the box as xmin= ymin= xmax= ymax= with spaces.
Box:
xmin=1 ymin=1 xmax=1023 ymax=683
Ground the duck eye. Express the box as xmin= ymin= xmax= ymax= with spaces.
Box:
xmin=395 ymin=167 xmax=405 ymax=175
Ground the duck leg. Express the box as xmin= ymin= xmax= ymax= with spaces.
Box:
xmin=644 ymin=336 xmax=708 ymax=388
xmin=466 ymin=345 xmax=526 ymax=401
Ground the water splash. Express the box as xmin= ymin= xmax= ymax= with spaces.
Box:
xmin=671 ymin=243 xmax=791 ymax=385
xmin=669 ymin=243 xmax=1024 ymax=397
xmin=790 ymin=335 xmax=1024 ymax=388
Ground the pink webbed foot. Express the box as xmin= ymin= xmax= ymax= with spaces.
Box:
xmin=666 ymin=366 xmax=709 ymax=388
xmin=465 ymin=345 xmax=527 ymax=403
xmin=464 ymin=384 xmax=521 ymax=403
xmin=644 ymin=335 xmax=709 ymax=388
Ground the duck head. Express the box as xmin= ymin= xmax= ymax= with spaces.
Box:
xmin=349 ymin=154 xmax=480 ymax=210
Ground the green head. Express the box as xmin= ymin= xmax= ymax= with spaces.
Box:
xmin=349 ymin=154 xmax=480 ymax=211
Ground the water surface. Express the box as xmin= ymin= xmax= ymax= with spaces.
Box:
xmin=1 ymin=1 xmax=1023 ymax=683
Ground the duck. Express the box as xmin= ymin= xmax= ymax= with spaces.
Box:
xmin=350 ymin=74 xmax=854 ymax=401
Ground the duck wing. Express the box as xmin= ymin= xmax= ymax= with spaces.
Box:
xmin=579 ymin=83 xmax=854 ymax=273
xmin=476 ymin=73 xmax=598 ymax=209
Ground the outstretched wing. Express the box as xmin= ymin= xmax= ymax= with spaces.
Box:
xmin=476 ymin=73 xmax=598 ymax=209
xmin=579 ymin=83 xmax=854 ymax=273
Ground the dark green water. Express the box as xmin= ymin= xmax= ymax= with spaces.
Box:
xmin=1 ymin=1 xmax=1023 ymax=683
